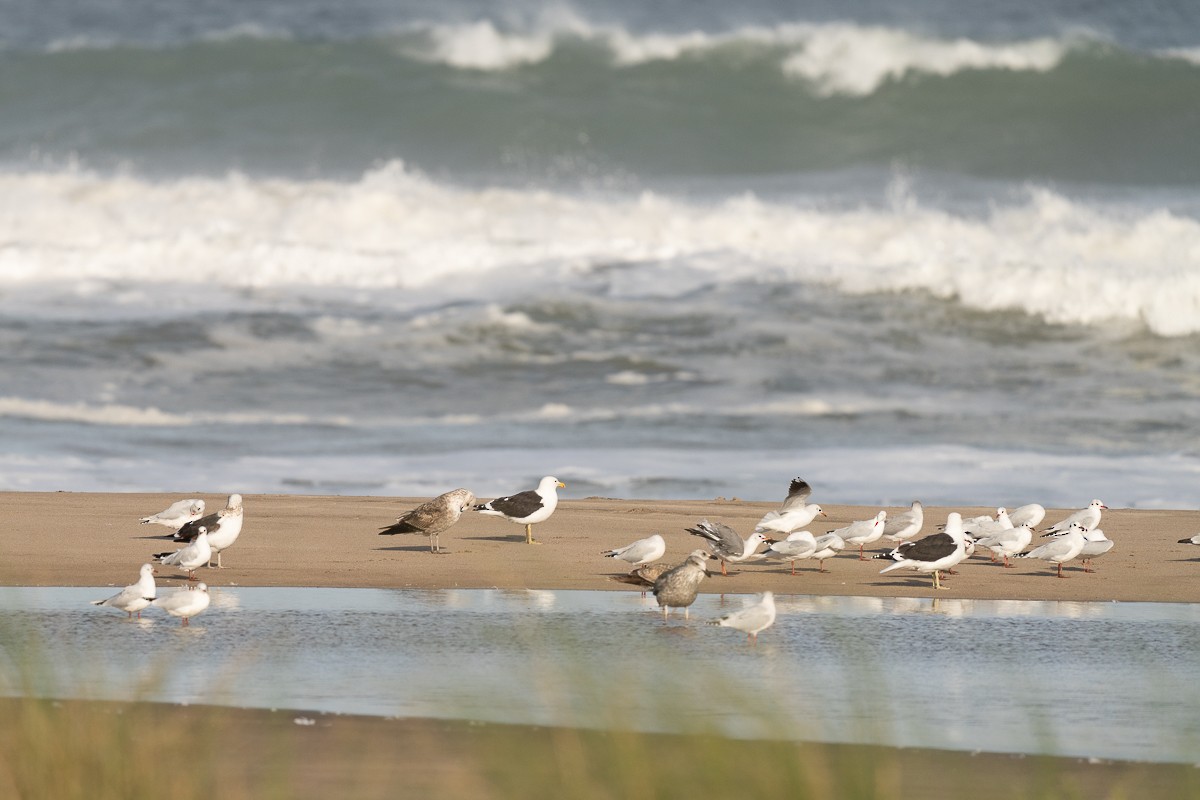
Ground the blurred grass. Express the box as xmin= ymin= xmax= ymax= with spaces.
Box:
xmin=1 ymin=696 xmax=1198 ymax=800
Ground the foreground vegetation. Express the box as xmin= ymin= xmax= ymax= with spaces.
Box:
xmin=0 ymin=697 xmax=1196 ymax=800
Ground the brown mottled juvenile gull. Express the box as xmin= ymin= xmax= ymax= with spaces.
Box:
xmin=171 ymin=493 xmax=245 ymax=568
xmin=652 ymin=549 xmax=712 ymax=619
xmin=379 ymin=488 xmax=476 ymax=553
xmin=139 ymin=499 xmax=205 ymax=531
xmin=476 ymin=476 xmax=564 ymax=544
xmin=91 ymin=564 xmax=157 ymax=619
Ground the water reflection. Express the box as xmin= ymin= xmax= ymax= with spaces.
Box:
xmin=2 ymin=587 xmax=1199 ymax=763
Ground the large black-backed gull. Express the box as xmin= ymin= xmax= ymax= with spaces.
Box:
xmin=172 ymin=494 xmax=245 ymax=568
xmin=475 ymin=476 xmax=564 ymax=544
xmin=876 ymin=512 xmax=969 ymax=590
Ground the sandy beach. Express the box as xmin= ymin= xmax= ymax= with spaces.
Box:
xmin=3 ymin=491 xmax=1198 ymax=602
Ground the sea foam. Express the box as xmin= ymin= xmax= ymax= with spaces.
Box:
xmin=2 ymin=164 xmax=1198 ymax=336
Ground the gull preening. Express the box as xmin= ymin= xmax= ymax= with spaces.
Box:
xmin=379 ymin=488 xmax=476 ymax=553
xmin=975 ymin=525 xmax=1033 ymax=568
xmin=685 ymin=519 xmax=767 ymax=576
xmin=173 ymin=493 xmax=244 ymax=568
xmin=753 ymin=478 xmax=825 ymax=536
xmin=707 ymin=591 xmax=776 ymax=644
xmin=139 ymin=499 xmax=205 ymax=531
xmin=652 ymin=549 xmax=712 ymax=618
xmin=152 ymin=582 xmax=211 ymax=626
xmin=1021 ymin=523 xmax=1087 ymax=578
xmin=476 ymin=476 xmax=564 ymax=544
xmin=877 ymin=512 xmax=969 ymax=590
xmin=830 ymin=511 xmax=887 ymax=560
xmin=1007 ymin=503 xmax=1046 ymax=529
xmin=91 ymin=564 xmax=157 ymax=619
xmin=758 ymin=530 xmax=817 ymax=575
xmin=882 ymin=501 xmax=924 ymax=543
xmin=1043 ymin=500 xmax=1106 ymax=534
xmin=153 ymin=528 xmax=211 ymax=580
xmin=600 ymin=533 xmax=666 ymax=570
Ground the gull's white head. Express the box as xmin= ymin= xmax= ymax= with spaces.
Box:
xmin=227 ymin=494 xmax=243 ymax=510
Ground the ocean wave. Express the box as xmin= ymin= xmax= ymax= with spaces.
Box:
xmin=0 ymin=397 xmax=352 ymax=427
xmin=398 ymin=17 xmax=1086 ymax=95
xmin=2 ymin=164 xmax=1199 ymax=336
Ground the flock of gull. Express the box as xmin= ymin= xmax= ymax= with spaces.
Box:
xmin=91 ymin=474 xmax=1192 ymax=641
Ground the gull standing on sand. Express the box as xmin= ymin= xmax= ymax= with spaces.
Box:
xmin=476 ymin=476 xmax=564 ymax=544
xmin=810 ymin=532 xmax=846 ymax=572
xmin=1077 ymin=528 xmax=1115 ymax=573
xmin=173 ymin=494 xmax=244 ymax=568
xmin=600 ymin=533 xmax=666 ymax=570
xmin=154 ymin=528 xmax=211 ymax=580
xmin=139 ymin=499 xmax=205 ymax=531
xmin=757 ymin=530 xmax=818 ymax=575
xmin=1043 ymin=499 xmax=1106 ymax=534
xmin=1021 ymin=523 xmax=1087 ymax=578
xmin=91 ymin=564 xmax=157 ymax=619
xmin=753 ymin=478 xmax=825 ymax=536
xmin=152 ymin=582 xmax=211 ymax=626
xmin=883 ymin=501 xmax=924 ymax=543
xmin=876 ymin=513 xmax=969 ymax=590
xmin=379 ymin=488 xmax=476 ymax=553
xmin=685 ymin=519 xmax=768 ymax=576
xmin=653 ymin=550 xmax=712 ymax=618
xmin=707 ymin=591 xmax=776 ymax=644
xmin=975 ymin=525 xmax=1033 ymax=568
xmin=830 ymin=511 xmax=887 ymax=560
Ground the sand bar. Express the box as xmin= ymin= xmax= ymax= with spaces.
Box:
xmin=3 ymin=492 xmax=1198 ymax=602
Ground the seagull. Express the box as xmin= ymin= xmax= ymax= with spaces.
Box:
xmin=652 ymin=550 xmax=712 ymax=618
xmin=139 ymin=499 xmax=205 ymax=531
xmin=810 ymin=532 xmax=845 ymax=572
xmin=476 ymin=476 xmax=564 ymax=544
xmin=757 ymin=531 xmax=817 ymax=575
xmin=753 ymin=478 xmax=825 ymax=536
xmin=1043 ymin=499 xmax=1106 ymax=534
xmin=173 ymin=494 xmax=244 ymax=568
xmin=883 ymin=501 xmax=924 ymax=543
xmin=830 ymin=511 xmax=887 ymax=560
xmin=1021 ymin=523 xmax=1087 ymax=577
xmin=962 ymin=507 xmax=1014 ymax=537
xmin=1078 ymin=528 xmax=1115 ymax=573
xmin=707 ymin=591 xmax=776 ymax=644
xmin=152 ymin=582 xmax=211 ymax=626
xmin=1008 ymin=503 xmax=1046 ymax=529
xmin=876 ymin=512 xmax=969 ymax=590
xmin=974 ymin=525 xmax=1033 ymax=568
xmin=379 ymin=488 xmax=476 ymax=553
xmin=153 ymin=528 xmax=211 ymax=580
xmin=91 ymin=564 xmax=157 ymax=619
xmin=1179 ymin=534 xmax=1200 ymax=546
xmin=600 ymin=534 xmax=666 ymax=570
xmin=685 ymin=520 xmax=768 ymax=576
